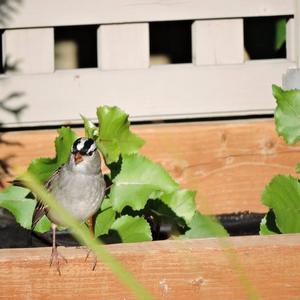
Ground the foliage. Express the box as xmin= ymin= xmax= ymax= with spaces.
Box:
xmin=110 ymin=154 xmax=179 ymax=212
xmin=97 ymin=106 xmax=144 ymax=165
xmin=110 ymin=215 xmax=152 ymax=243
xmin=0 ymin=185 xmax=35 ymax=230
xmin=262 ymin=175 xmax=300 ymax=233
xmin=183 ymin=212 xmax=228 ymax=239
xmin=260 ymin=86 xmax=300 ymax=234
xmin=274 ymin=17 xmax=287 ymax=51
xmin=28 ymin=127 xmax=78 ymax=183
xmin=0 ymin=106 xmax=228 ymax=242
xmin=273 ymin=85 xmax=300 ymax=145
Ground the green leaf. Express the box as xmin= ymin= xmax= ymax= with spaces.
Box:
xmin=0 ymin=186 xmax=36 ymax=230
xmin=160 ymin=189 xmax=196 ymax=225
xmin=296 ymin=163 xmax=300 ymax=173
xmin=183 ymin=211 xmax=229 ymax=239
xmin=259 ymin=215 xmax=272 ymax=235
xmin=259 ymin=210 xmax=281 ymax=235
xmin=262 ymin=175 xmax=300 ymax=233
xmin=97 ymin=106 xmax=144 ymax=164
xmin=94 ymin=198 xmax=116 ymax=237
xmin=111 ymin=215 xmax=152 ymax=242
xmin=27 ymin=127 xmax=77 ymax=183
xmin=110 ymin=154 xmax=179 ymax=212
xmin=273 ymin=85 xmax=300 ymax=144
xmin=34 ymin=215 xmax=52 ymax=233
xmin=81 ymin=115 xmax=98 ymax=139
xmin=274 ymin=17 xmax=286 ymax=51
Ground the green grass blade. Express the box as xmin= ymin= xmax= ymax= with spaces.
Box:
xmin=199 ymin=204 xmax=262 ymax=300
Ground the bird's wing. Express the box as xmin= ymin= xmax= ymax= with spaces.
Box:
xmin=31 ymin=199 xmax=46 ymax=229
xmin=31 ymin=166 xmax=62 ymax=229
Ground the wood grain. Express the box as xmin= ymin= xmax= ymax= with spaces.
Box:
xmin=0 ymin=234 xmax=299 ymax=300
xmin=192 ymin=19 xmax=244 ymax=65
xmin=1 ymin=119 xmax=299 ymax=214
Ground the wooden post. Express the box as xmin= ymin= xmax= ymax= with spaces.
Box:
xmin=192 ymin=19 xmax=244 ymax=65
xmin=2 ymin=28 xmax=54 ymax=74
xmin=286 ymin=17 xmax=296 ymax=62
xmin=97 ymin=23 xmax=149 ymax=70
xmin=295 ymin=0 xmax=300 ymax=67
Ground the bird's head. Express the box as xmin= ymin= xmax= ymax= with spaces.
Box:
xmin=69 ymin=137 xmax=101 ymax=174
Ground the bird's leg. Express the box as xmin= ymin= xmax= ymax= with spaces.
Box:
xmin=84 ymin=217 xmax=94 ymax=259
xmin=85 ymin=217 xmax=98 ymax=270
xmin=49 ymin=223 xmax=67 ymax=275
xmin=87 ymin=216 xmax=94 ymax=235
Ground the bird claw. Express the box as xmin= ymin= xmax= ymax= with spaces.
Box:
xmin=50 ymin=246 xmax=67 ymax=275
xmin=84 ymin=249 xmax=98 ymax=271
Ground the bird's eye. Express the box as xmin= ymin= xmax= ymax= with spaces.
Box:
xmin=88 ymin=152 xmax=93 ymax=156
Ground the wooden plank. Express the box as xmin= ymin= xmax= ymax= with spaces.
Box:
xmin=0 ymin=0 xmax=294 ymax=29
xmin=1 ymin=119 xmax=299 ymax=214
xmin=286 ymin=17 xmax=296 ymax=62
xmin=0 ymin=60 xmax=295 ymax=127
xmin=295 ymin=0 xmax=300 ymax=67
xmin=0 ymin=234 xmax=299 ymax=300
xmin=192 ymin=19 xmax=244 ymax=65
xmin=2 ymin=28 xmax=54 ymax=74
xmin=97 ymin=23 xmax=149 ymax=70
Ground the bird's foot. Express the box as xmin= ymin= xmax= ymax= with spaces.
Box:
xmin=50 ymin=246 xmax=67 ymax=275
xmin=84 ymin=249 xmax=98 ymax=271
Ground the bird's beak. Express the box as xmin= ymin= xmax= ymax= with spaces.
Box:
xmin=74 ymin=152 xmax=83 ymax=164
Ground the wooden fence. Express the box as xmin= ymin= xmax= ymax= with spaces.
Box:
xmin=0 ymin=0 xmax=299 ymax=127
xmin=1 ymin=2 xmax=300 ymax=299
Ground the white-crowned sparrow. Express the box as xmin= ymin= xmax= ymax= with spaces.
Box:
xmin=32 ymin=137 xmax=106 ymax=274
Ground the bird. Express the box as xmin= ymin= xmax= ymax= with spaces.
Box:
xmin=32 ymin=137 xmax=106 ymax=274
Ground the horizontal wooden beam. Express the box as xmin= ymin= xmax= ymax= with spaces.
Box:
xmin=0 ymin=60 xmax=294 ymax=127
xmin=1 ymin=119 xmax=299 ymax=214
xmin=0 ymin=234 xmax=299 ymax=299
xmin=0 ymin=0 xmax=295 ymax=29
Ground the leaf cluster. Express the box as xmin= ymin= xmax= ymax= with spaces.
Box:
xmin=260 ymin=86 xmax=300 ymax=234
xmin=0 ymin=106 xmax=228 ymax=243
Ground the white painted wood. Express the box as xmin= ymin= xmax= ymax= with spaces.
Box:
xmin=286 ymin=18 xmax=296 ymax=62
xmin=295 ymin=0 xmax=300 ymax=67
xmin=0 ymin=60 xmax=294 ymax=127
xmin=0 ymin=0 xmax=294 ymax=29
xmin=98 ymin=23 xmax=149 ymax=70
xmin=2 ymin=28 xmax=54 ymax=74
xmin=192 ymin=19 xmax=244 ymax=65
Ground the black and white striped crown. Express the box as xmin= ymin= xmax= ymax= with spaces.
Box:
xmin=72 ymin=137 xmax=97 ymax=155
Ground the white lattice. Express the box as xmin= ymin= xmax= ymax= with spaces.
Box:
xmin=0 ymin=0 xmax=298 ymax=127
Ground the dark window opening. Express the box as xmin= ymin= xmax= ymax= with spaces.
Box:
xmin=244 ymin=16 xmax=289 ymax=60
xmin=150 ymin=20 xmax=192 ymax=65
xmin=54 ymin=25 xmax=98 ymax=69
